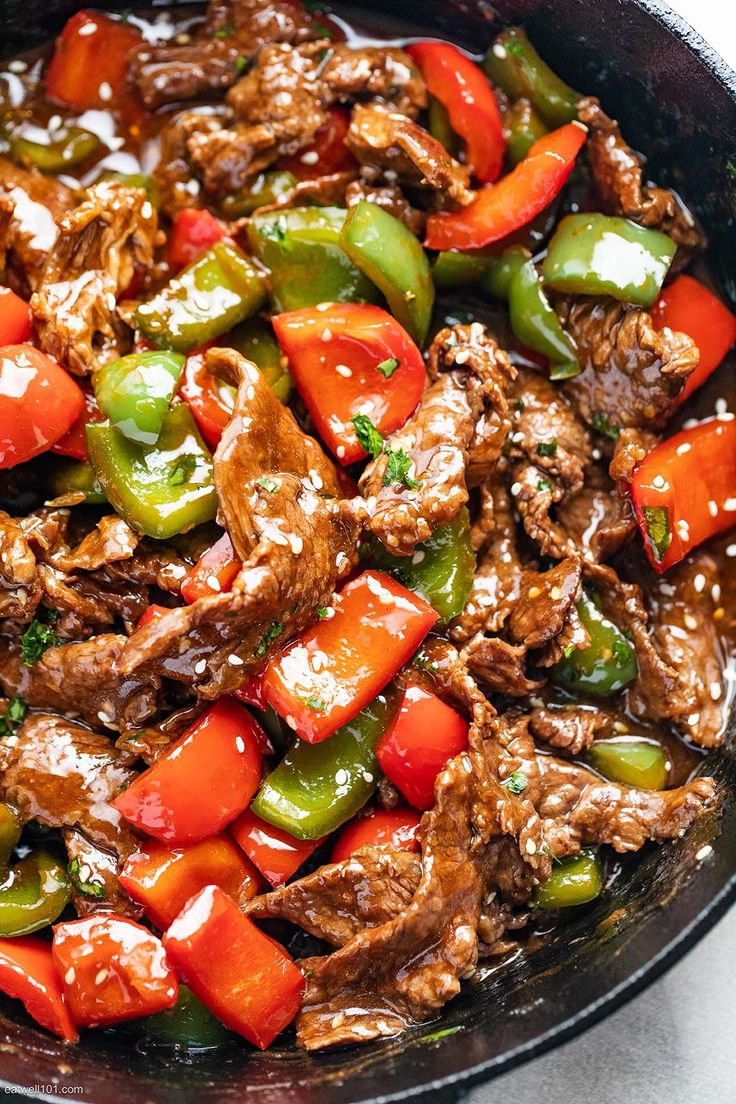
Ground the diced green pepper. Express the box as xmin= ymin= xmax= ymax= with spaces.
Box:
xmin=340 ymin=200 xmax=435 ymax=345
xmin=252 ymin=693 xmax=395 ymax=840
xmin=542 ymin=213 xmax=677 ymax=307
xmin=47 ymin=458 xmax=107 ymax=506
xmin=226 ymin=317 xmax=291 ymax=403
xmin=551 ymin=590 xmax=638 ymax=698
xmin=484 ymin=27 xmax=580 ymax=127
xmin=135 ymin=240 xmax=267 ymax=353
xmin=9 ymin=126 xmax=101 ymax=172
xmin=100 ymin=171 xmax=160 ymax=206
xmin=0 ymin=804 xmax=21 ymax=868
xmin=133 ymin=985 xmax=231 ymax=1049
xmin=219 ymin=170 xmax=297 ymax=218
xmin=247 ymin=207 xmax=378 ymax=313
xmin=87 ymin=405 xmax=217 ymax=540
xmin=361 ymin=508 xmax=475 ymax=624
xmin=432 ymin=251 xmax=490 ymax=290
xmin=427 ymin=95 xmax=459 ymax=157
xmin=480 ymin=245 xmax=529 ymax=300
xmin=508 ymin=257 xmax=579 ymax=377
xmin=503 ymin=97 xmax=548 ymax=166
xmin=586 ymin=738 xmax=669 ymax=791
xmin=533 ymin=850 xmax=603 ymax=909
xmin=0 ymin=849 xmax=71 ymax=937
xmin=95 ymin=350 xmax=185 ymax=445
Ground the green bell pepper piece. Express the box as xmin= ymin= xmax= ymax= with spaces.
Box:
xmin=135 ymin=240 xmax=267 ymax=353
xmin=10 ymin=126 xmax=101 ymax=173
xmin=226 ymin=317 xmax=291 ymax=403
xmin=87 ymin=404 xmax=217 ymax=540
xmin=95 ymin=350 xmax=185 ymax=445
xmin=432 ymin=251 xmax=490 ymax=290
xmin=552 ymin=590 xmax=637 ymax=698
xmin=484 ymin=26 xmax=580 ymax=127
xmin=586 ymin=737 xmax=669 ymax=791
xmin=0 ymin=804 xmax=21 ymax=868
xmin=247 ymin=206 xmax=378 ymax=313
xmin=47 ymin=458 xmax=107 ymax=506
xmin=361 ymin=508 xmax=475 ymax=624
xmin=340 ymin=200 xmax=435 ymax=345
xmin=508 ymin=257 xmax=579 ymax=378
xmin=100 ymin=171 xmax=160 ymax=206
xmin=503 ymin=97 xmax=548 ymax=166
xmin=0 ymin=849 xmax=71 ymax=937
xmin=133 ymin=985 xmax=231 ymax=1048
xmin=542 ymin=213 xmax=677 ymax=307
xmin=252 ymin=693 xmax=394 ymax=840
xmin=427 ymin=95 xmax=458 ymax=157
xmin=480 ymin=245 xmax=529 ymax=299
xmin=220 ymin=170 xmax=297 ymax=218
xmin=533 ymin=850 xmax=602 ymax=909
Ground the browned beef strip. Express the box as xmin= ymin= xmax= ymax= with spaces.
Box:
xmin=30 ymin=182 xmax=160 ymax=376
xmin=20 ymin=511 xmax=140 ymax=575
xmin=360 ymin=323 xmax=514 ymax=556
xmin=0 ymin=159 xmax=75 ymax=294
xmin=509 ymin=556 xmax=583 ymax=649
xmin=557 ymin=297 xmax=699 ymax=431
xmin=153 ymin=111 xmax=229 ymax=216
xmin=63 ymin=829 xmax=141 ymax=919
xmin=116 ymin=702 xmax=206 ymax=765
xmin=577 ymin=97 xmax=704 ymax=252
xmin=0 ymin=512 xmax=42 ymax=624
xmin=321 ymin=45 xmax=427 ymax=118
xmin=346 ymin=103 xmax=473 ymax=209
xmin=609 ymin=427 xmax=657 ymax=484
xmin=555 ymin=466 xmax=636 ymax=563
xmin=345 ymin=178 xmax=426 ymax=235
xmin=462 ymin=635 xmax=545 ymax=697
xmin=528 ymin=704 xmax=611 ymax=755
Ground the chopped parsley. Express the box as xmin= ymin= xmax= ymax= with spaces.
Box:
xmin=168 ymin=455 xmax=197 ymax=486
xmin=234 ymin=55 xmax=248 ymax=76
xmin=315 ymin=606 xmax=330 ymax=620
xmin=0 ymin=696 xmax=26 ymax=738
xmin=503 ymin=768 xmax=528 ymax=795
xmin=541 ymin=843 xmax=563 ymax=866
xmin=537 ymin=478 xmax=552 ymax=493
xmin=351 ymin=413 xmax=384 ymax=459
xmin=562 ymin=644 xmax=576 ymax=659
xmin=255 ymin=475 xmax=280 ymax=494
xmin=506 ymin=39 xmax=525 ymax=57
xmin=591 ymin=412 xmax=621 ymax=440
xmin=383 ymin=447 xmax=419 ymax=490
xmin=212 ymin=25 xmax=234 ymax=37
xmin=421 ymin=1026 xmax=464 ymax=1044
xmin=642 ymin=504 xmax=671 ymax=564
xmin=255 ymin=620 xmax=284 ymax=657
xmin=67 ymin=856 xmax=106 ymax=900
xmin=21 ymin=617 xmax=58 ymax=667
xmin=514 ymin=399 xmax=525 ymax=413
xmin=536 ymin=439 xmax=558 ymax=457
xmin=376 ymin=357 xmax=400 ymax=379
xmin=304 ymin=696 xmax=327 ymax=711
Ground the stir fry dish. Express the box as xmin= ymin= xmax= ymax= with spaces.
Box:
xmin=0 ymin=1 xmax=734 ymax=1054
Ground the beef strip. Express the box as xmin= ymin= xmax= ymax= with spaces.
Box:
xmin=0 ymin=511 xmax=42 ymax=624
xmin=119 ymin=348 xmax=359 ymax=695
xmin=555 ymin=465 xmax=636 ymax=563
xmin=345 ymin=178 xmax=426 ymax=235
xmin=30 ymin=182 xmax=160 ymax=376
xmin=153 ymin=110 xmax=229 ymax=216
xmin=63 ymin=829 xmax=140 ymax=919
xmin=577 ymin=97 xmax=704 ymax=252
xmin=462 ymin=635 xmax=544 ymax=697
xmin=360 ymin=323 xmax=515 ymax=556
xmin=508 ymin=556 xmax=583 ymax=650
xmin=321 ymin=45 xmax=427 ymax=118
xmin=0 ymin=159 xmax=75 ymax=294
xmin=528 ymin=704 xmax=611 ymax=755
xmin=556 ymin=296 xmax=699 ymax=431
xmin=346 ymin=103 xmax=474 ymax=210
xmin=609 ymin=427 xmax=657 ymax=484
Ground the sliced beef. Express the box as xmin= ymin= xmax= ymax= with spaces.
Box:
xmin=30 ymin=182 xmax=159 ymax=375
xmin=0 ymin=159 xmax=75 ymax=294
xmin=321 ymin=45 xmax=427 ymax=118
xmin=0 ymin=511 xmax=42 ymax=624
xmin=153 ymin=110 xmax=229 ymax=215
xmin=462 ymin=635 xmax=544 ymax=697
xmin=21 ymin=511 xmax=140 ymax=575
xmin=63 ymin=829 xmax=141 ymax=918
xmin=609 ymin=427 xmax=657 ymax=484
xmin=508 ymin=556 xmax=583 ymax=650
xmin=345 ymin=178 xmax=425 ymax=235
xmin=556 ymin=296 xmax=699 ymax=431
xmin=528 ymin=704 xmax=611 ymax=755
xmin=360 ymin=323 xmax=515 ymax=556
xmin=556 ymin=465 xmax=636 ymax=562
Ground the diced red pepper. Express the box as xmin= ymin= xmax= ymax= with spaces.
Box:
xmin=425 ymin=122 xmax=587 ymax=251
xmin=114 ymin=698 xmax=264 ymax=845
xmin=233 ymin=669 xmax=268 ymax=711
xmin=263 ymin=571 xmax=438 ymax=743
xmin=51 ymin=387 xmax=103 ymax=462
xmin=167 ymin=209 xmax=226 ymax=273
xmin=163 ymin=885 xmax=305 ymax=1049
xmin=0 ymin=936 xmax=78 ymax=1042
xmin=272 ymin=304 xmax=425 ymax=465
xmin=631 ymin=416 xmax=736 ymax=572
xmin=279 ymin=106 xmax=356 ymax=179
xmin=119 ymin=835 xmax=261 ymax=930
xmin=0 ymin=345 xmax=85 ymax=470
xmin=180 ymin=532 xmax=241 ymax=603
xmin=135 ymin=603 xmax=171 ymax=631
xmin=651 ymin=274 xmax=736 ymax=405
xmin=45 ymin=11 xmax=143 ymax=114
xmin=179 ymin=346 xmax=235 ymax=450
xmin=230 ymin=808 xmax=323 ymax=887
xmin=376 ymin=685 xmax=469 ymax=810
xmin=407 ymin=42 xmax=504 ymax=182
xmin=52 ymin=916 xmax=178 ymax=1028
xmin=330 ymin=806 xmax=421 ymax=864
xmin=0 ymin=287 xmax=32 ymax=345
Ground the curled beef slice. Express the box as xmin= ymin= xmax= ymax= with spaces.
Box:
xmin=609 ymin=427 xmax=657 ymax=484
xmin=30 ymin=182 xmax=159 ymax=375
xmin=555 ymin=464 xmax=636 ymax=563
xmin=360 ymin=323 xmax=515 ymax=556
xmin=119 ymin=349 xmax=358 ymax=695
xmin=528 ymin=704 xmax=611 ymax=756
xmin=578 ymin=97 xmax=704 ymax=252
xmin=557 ymin=296 xmax=699 ymax=431
xmin=509 ymin=556 xmax=583 ymax=650
xmin=0 ymin=511 xmax=43 ymax=624
xmin=0 ymin=159 xmax=75 ymax=294
xmin=461 ymin=636 xmax=544 ymax=697
xmin=321 ymin=45 xmax=427 ymax=118
xmin=153 ymin=110 xmax=229 ymax=216
xmin=346 ymin=103 xmax=473 ymax=209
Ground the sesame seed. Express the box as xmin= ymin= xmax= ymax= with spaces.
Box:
xmin=710 ymin=681 xmax=722 ymax=701
xmin=717 ymin=411 xmax=735 ymax=422
xmin=321 ymin=328 xmax=333 ymax=342
xmin=510 ymin=481 xmax=522 ymax=496
xmin=592 ymin=447 xmax=602 ymax=461
xmin=95 ymin=969 xmax=108 ymax=985
xmin=98 ymin=81 xmax=113 ymax=101
xmin=362 ymin=771 xmax=374 ymax=783
xmin=235 ymin=736 xmax=245 ymax=753
xmin=300 ymin=149 xmax=319 ymax=165
xmin=492 ymin=42 xmax=506 ymax=57
xmin=528 ymin=586 xmax=541 ymax=599
xmin=549 ymin=586 xmax=561 ymax=600
xmin=696 ymin=844 xmax=713 ymax=862
xmin=206 ymin=574 xmax=222 ymax=592
xmin=727 ymin=544 xmax=736 ymax=557
xmin=335 ymin=768 xmax=349 ymax=785
xmin=712 ymin=583 xmax=722 ymax=602
xmin=412 ymin=550 xmax=425 ymax=565
xmin=676 ymin=442 xmax=692 ymax=456
xmin=715 ymin=397 xmax=728 ymax=414
xmin=78 ymin=21 xmax=97 ymax=35
xmin=684 ymin=613 xmax=698 ymax=631
xmin=194 ymin=658 xmax=207 ymax=674
xmin=693 ymin=573 xmax=706 ymax=592
xmin=336 ymin=445 xmax=346 ymax=458
xmin=97 ymin=710 xmax=112 ymax=725
xmin=525 ymin=838 xmax=537 ymax=855
xmin=335 ymin=363 xmax=352 ymax=377
xmin=708 ymin=500 xmax=719 ymax=517
xmin=285 ymin=715 xmax=297 ymax=730
xmin=652 ymin=474 xmax=666 ymax=489
xmin=724 ymin=497 xmax=736 ymax=511
xmin=7 ymin=59 xmax=28 ymax=72
xmin=687 ymin=712 xmax=700 ymax=726
xmin=65 ymin=968 xmax=76 ymax=984
xmin=141 ymin=201 xmax=153 ymax=220
xmin=714 ymin=606 xmax=725 ymax=621
xmin=227 ymin=653 xmax=244 ymax=666
xmin=315 ymin=302 xmax=332 ymax=312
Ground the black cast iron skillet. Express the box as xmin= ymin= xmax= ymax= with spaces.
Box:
xmin=1 ymin=1 xmax=736 ymax=1100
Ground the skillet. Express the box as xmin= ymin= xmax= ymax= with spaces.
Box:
xmin=0 ymin=0 xmax=735 ymax=1100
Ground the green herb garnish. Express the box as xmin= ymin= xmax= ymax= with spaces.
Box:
xmin=642 ymin=504 xmax=671 ymax=563
xmin=383 ymin=447 xmax=419 ymax=490
xmin=234 ymin=55 xmax=248 ymax=75
xmin=255 ymin=620 xmax=284 ymax=658
xmin=503 ymin=768 xmax=528 ymax=795
xmin=376 ymin=357 xmax=400 ymax=379
xmin=168 ymin=455 xmax=197 ymax=486
xmin=304 ymin=696 xmax=327 ymax=711
xmin=316 ymin=606 xmax=330 ymax=620
xmin=351 ymin=413 xmax=384 ymax=459
xmin=591 ymin=412 xmax=621 ymax=440
xmin=212 ymin=25 xmax=234 ymax=37
xmin=21 ymin=618 xmax=58 ymax=667
xmin=67 ymin=856 xmax=106 ymax=899
xmin=536 ymin=439 xmax=558 ymax=457
xmin=255 ymin=475 xmax=280 ymax=494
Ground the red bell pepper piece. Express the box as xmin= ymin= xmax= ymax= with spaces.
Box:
xmin=179 ymin=347 xmax=235 ymax=450
xmin=0 ymin=287 xmax=32 ymax=345
xmin=330 ymin=806 xmax=421 ymax=864
xmin=135 ymin=603 xmax=171 ymax=631
xmin=180 ymin=532 xmax=241 ymax=603
xmin=114 ymin=699 xmax=264 ymax=845
xmin=407 ymin=42 xmax=504 ymax=183
xmin=45 ymin=10 xmax=143 ymax=113
xmin=0 ymin=345 xmax=85 ymax=470
xmin=119 ymin=835 xmax=261 ymax=930
xmin=631 ymin=416 xmax=736 ymax=572
xmin=376 ymin=685 xmax=469 ymax=810
xmin=651 ymin=274 xmax=736 ymax=405
xmin=425 ymin=121 xmax=588 ymax=251
xmin=263 ymin=571 xmax=438 ymax=743
xmin=0 ymin=936 xmax=78 ymax=1042
xmin=167 ymin=209 xmax=226 ymax=273
xmin=52 ymin=916 xmax=178 ymax=1029
xmin=230 ymin=808 xmax=323 ymax=887
xmin=272 ymin=304 xmax=425 ymax=464
xmin=279 ymin=106 xmax=355 ymax=179
xmin=163 ymin=885 xmax=305 ymax=1049
xmin=234 ymin=669 xmax=268 ymax=710
xmin=51 ymin=387 xmax=103 ymax=462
